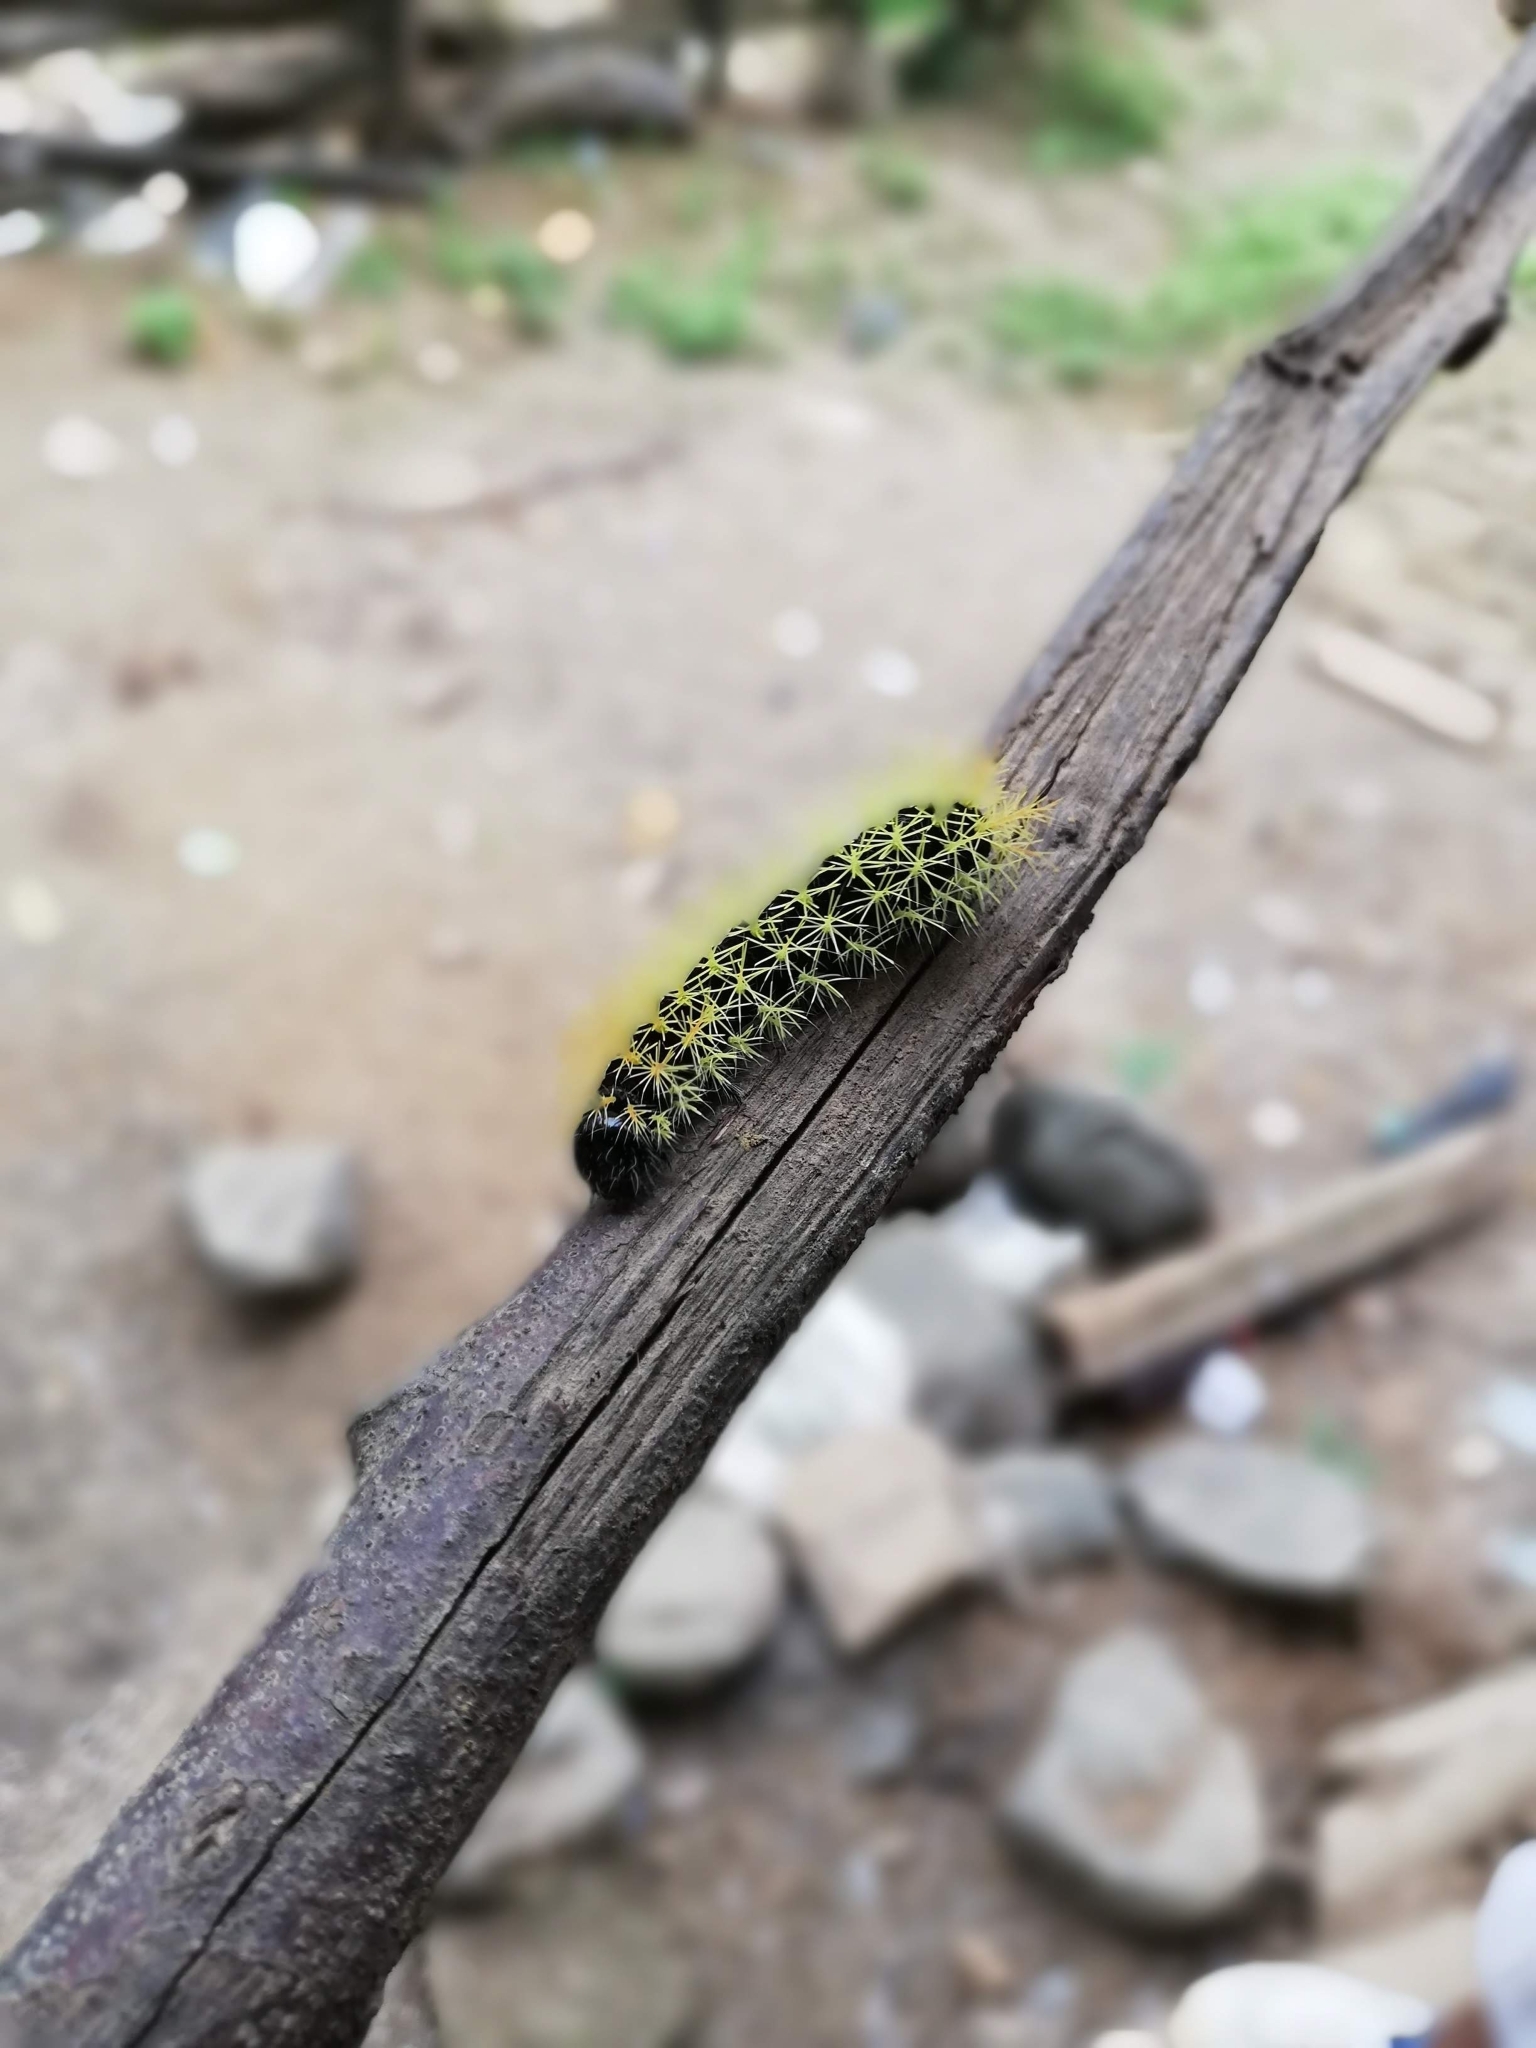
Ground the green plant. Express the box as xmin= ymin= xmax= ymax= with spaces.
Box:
xmin=343 ymin=237 xmax=406 ymax=301
xmin=1126 ymin=0 xmax=1208 ymax=24
xmin=611 ymin=232 xmax=766 ymax=362
xmin=986 ymin=277 xmax=1128 ymax=385
xmin=860 ymin=143 xmax=932 ymax=212
xmin=487 ymin=236 xmax=566 ymax=340
xmin=125 ymin=287 xmax=199 ymax=367
xmin=1031 ymin=33 xmax=1182 ymax=168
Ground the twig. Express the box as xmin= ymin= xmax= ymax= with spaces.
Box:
xmin=0 ymin=133 xmax=439 ymax=202
xmin=5 ymin=28 xmax=1536 ymax=2048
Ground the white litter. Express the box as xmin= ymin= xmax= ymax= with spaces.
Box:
xmin=1249 ymin=1098 xmax=1303 ymax=1149
xmin=1188 ymin=960 xmax=1236 ymax=1017
xmin=43 ymin=415 xmax=122 ymax=480
xmin=861 ymin=647 xmax=921 ymax=699
xmin=1185 ymin=1349 xmax=1269 ymax=1436
xmin=1309 ymin=621 xmax=1500 ymax=748
xmin=177 ymin=828 xmax=241 ymax=879
xmin=1478 ymin=1840 xmax=1536 ymax=2048
xmin=80 ymin=196 xmax=166 ymax=256
xmin=772 ymin=608 xmax=822 ymax=660
xmin=233 ymin=199 xmax=322 ymax=306
xmin=142 ymin=170 xmax=190 ymax=218
xmin=149 ymin=414 xmax=199 ymax=469
xmin=0 ymin=81 xmax=31 ymax=134
xmin=0 ymin=209 xmax=44 ymax=258
xmin=7 ymin=877 xmax=66 ymax=945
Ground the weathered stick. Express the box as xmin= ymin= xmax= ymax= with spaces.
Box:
xmin=1042 ymin=1125 xmax=1512 ymax=1390
xmin=6 ymin=30 xmax=1536 ymax=2048
xmin=0 ymin=133 xmax=437 ymax=202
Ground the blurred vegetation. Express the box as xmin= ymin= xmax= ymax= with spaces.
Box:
xmin=433 ymin=220 xmax=566 ymax=337
xmin=610 ymin=228 xmax=768 ymax=361
xmin=860 ymin=144 xmax=933 ymax=212
xmin=342 ymin=237 xmax=407 ymax=302
xmin=989 ymin=169 xmax=1405 ymax=383
xmin=125 ymin=287 xmax=199 ymax=367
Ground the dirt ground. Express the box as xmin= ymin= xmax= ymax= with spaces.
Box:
xmin=3 ymin=0 xmax=1536 ymax=2042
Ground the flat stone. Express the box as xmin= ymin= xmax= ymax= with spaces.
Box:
xmin=705 ymin=1286 xmax=912 ymax=1512
xmin=999 ymin=1628 xmax=1266 ymax=1930
xmin=777 ymin=1423 xmax=983 ymax=1655
xmin=991 ymin=1081 xmax=1210 ymax=1267
xmin=181 ymin=1141 xmax=361 ymax=1295
xmin=1323 ymin=1659 xmax=1536 ymax=1778
xmin=967 ymin=1450 xmax=1121 ymax=1575
xmin=1124 ymin=1437 xmax=1375 ymax=1601
xmin=596 ymin=1489 xmax=784 ymax=1698
xmin=430 ymin=1859 xmax=696 ymax=2048
xmin=439 ymin=1671 xmax=643 ymax=1897
xmin=1168 ymin=1965 xmax=1431 ymax=2048
xmin=843 ymin=1216 xmax=1048 ymax=1450
xmin=936 ymin=1176 xmax=1088 ymax=1309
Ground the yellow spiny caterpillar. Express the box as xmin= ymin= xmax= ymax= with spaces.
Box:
xmin=574 ymin=761 xmax=1044 ymax=1205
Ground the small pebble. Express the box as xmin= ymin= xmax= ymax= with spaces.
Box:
xmin=537 ymin=208 xmax=595 ymax=264
xmin=177 ymin=827 xmax=241 ymax=879
xmin=7 ymin=876 xmax=66 ymax=944
xmin=1188 ymin=960 xmax=1236 ymax=1016
xmin=1249 ymin=1098 xmax=1303 ymax=1149
xmin=233 ymin=198 xmax=320 ymax=304
xmin=80 ymin=196 xmax=165 ymax=256
xmin=861 ymin=647 xmax=921 ymax=699
xmin=142 ymin=170 xmax=189 ymax=217
xmin=615 ymin=857 xmax=666 ymax=906
xmin=1185 ymin=1349 xmax=1268 ymax=1436
xmin=773 ymin=608 xmax=823 ymax=660
xmin=951 ymin=1932 xmax=1014 ymax=2000
xmin=622 ymin=786 xmax=682 ymax=856
xmin=0 ymin=209 xmax=44 ymax=258
xmin=44 ymin=415 xmax=122 ymax=481
xmin=149 ymin=414 xmax=198 ymax=468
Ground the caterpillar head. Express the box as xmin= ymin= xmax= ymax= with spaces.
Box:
xmin=574 ymin=1108 xmax=665 ymax=1206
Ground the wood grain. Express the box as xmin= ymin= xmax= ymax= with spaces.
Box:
xmin=6 ymin=31 xmax=1536 ymax=2048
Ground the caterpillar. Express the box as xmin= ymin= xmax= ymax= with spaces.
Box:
xmin=573 ymin=762 xmax=1043 ymax=1205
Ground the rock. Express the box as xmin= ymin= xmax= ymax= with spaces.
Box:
xmin=705 ymin=1286 xmax=912 ymax=1511
xmin=991 ymin=1080 xmax=1211 ymax=1266
xmin=842 ymin=1216 xmax=1048 ymax=1449
xmin=462 ymin=48 xmax=696 ymax=149
xmin=364 ymin=1944 xmax=443 ymax=2048
xmin=595 ymin=1489 xmax=784 ymax=1698
xmin=893 ymin=1069 xmax=1013 ymax=1211
xmin=776 ymin=1423 xmax=983 ymax=1654
xmin=842 ymin=289 xmax=907 ymax=357
xmin=967 ymin=1450 xmax=1121 ymax=1575
xmin=1505 ymin=0 xmax=1536 ymax=26
xmin=998 ymin=1628 xmax=1266 ymax=1930
xmin=1321 ymin=1910 xmax=1479 ymax=2011
xmin=951 ymin=1930 xmax=1015 ymax=1999
xmin=1167 ymin=1965 xmax=1432 ymax=2048
xmin=842 ymin=1697 xmax=921 ymax=1785
xmin=439 ymin=1671 xmax=643 ymax=1897
xmin=1323 ymin=1660 xmax=1536 ymax=1779
xmin=937 ymin=1176 xmax=1088 ymax=1308
xmin=1478 ymin=1841 xmax=1536 ymax=2048
xmin=1123 ymin=1437 xmax=1375 ymax=1601
xmin=429 ymin=1859 xmax=696 ymax=2048
xmin=181 ymin=1141 xmax=361 ymax=1296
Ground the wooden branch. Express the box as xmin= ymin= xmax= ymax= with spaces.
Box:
xmin=7 ymin=31 xmax=1536 ymax=2048
xmin=0 ymin=133 xmax=437 ymax=202
xmin=1043 ymin=1125 xmax=1513 ymax=1390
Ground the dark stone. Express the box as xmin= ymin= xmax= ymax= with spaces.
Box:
xmin=990 ymin=1081 xmax=1210 ymax=1266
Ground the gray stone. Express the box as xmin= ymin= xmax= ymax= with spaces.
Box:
xmin=936 ymin=1176 xmax=1088 ymax=1309
xmin=465 ymin=48 xmax=696 ymax=148
xmin=1167 ymin=1965 xmax=1431 ymax=2048
xmin=429 ymin=1859 xmax=696 ymax=2048
xmin=1124 ymin=1437 xmax=1375 ymax=1601
xmin=843 ymin=1216 xmax=1047 ymax=1450
xmin=967 ymin=1450 xmax=1121 ymax=1575
xmin=595 ymin=1489 xmax=784 ymax=1698
xmin=776 ymin=1422 xmax=984 ymax=1654
xmin=842 ymin=289 xmax=907 ymax=357
xmin=999 ymin=1628 xmax=1266 ymax=1930
xmin=991 ymin=1081 xmax=1210 ymax=1267
xmin=181 ymin=1141 xmax=361 ymax=1296
xmin=842 ymin=1697 xmax=921 ymax=1785
xmin=439 ymin=1670 xmax=643 ymax=1897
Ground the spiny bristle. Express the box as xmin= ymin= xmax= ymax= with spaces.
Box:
xmin=575 ymin=788 xmax=1043 ymax=1203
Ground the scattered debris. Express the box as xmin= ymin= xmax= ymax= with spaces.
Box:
xmin=1124 ymin=1436 xmax=1375 ymax=1602
xmin=1308 ymin=620 xmax=1501 ymax=748
xmin=860 ymin=645 xmax=921 ymax=698
xmin=1184 ymin=1349 xmax=1268 ymax=1436
xmin=1373 ymin=1053 xmax=1520 ymax=1157
xmin=439 ymin=1670 xmax=644 ymax=1896
xmin=1167 ymin=1965 xmax=1431 ymax=2048
xmin=842 ymin=1214 xmax=1048 ymax=1450
xmin=998 ymin=1628 xmax=1267 ymax=1930
xmin=967 ymin=1449 xmax=1121 ymax=1576
xmin=177 ymin=825 xmax=241 ymax=877
xmin=776 ymin=1422 xmax=982 ymax=1654
xmin=706 ymin=1286 xmax=912 ymax=1511
xmin=1041 ymin=1127 xmax=1510 ymax=1390
xmin=181 ymin=1141 xmax=362 ymax=1297
xmin=1248 ymin=1097 xmax=1303 ymax=1149
xmin=991 ymin=1080 xmax=1211 ymax=1268
xmin=596 ymin=1489 xmax=785 ymax=1697
xmin=7 ymin=875 xmax=66 ymax=946
xmin=42 ymin=413 xmax=122 ymax=481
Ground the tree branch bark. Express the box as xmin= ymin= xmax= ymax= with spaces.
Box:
xmin=7 ymin=30 xmax=1536 ymax=2048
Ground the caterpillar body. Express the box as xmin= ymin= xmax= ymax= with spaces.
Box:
xmin=574 ymin=768 xmax=1042 ymax=1205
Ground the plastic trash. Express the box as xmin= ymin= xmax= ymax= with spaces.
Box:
xmin=1373 ymin=1055 xmax=1519 ymax=1158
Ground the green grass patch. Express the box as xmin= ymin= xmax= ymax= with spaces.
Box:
xmin=1125 ymin=0 xmax=1209 ymax=25
xmin=342 ymin=237 xmax=406 ymax=301
xmin=432 ymin=224 xmax=565 ymax=337
xmin=1031 ymin=33 xmax=1182 ymax=168
xmin=125 ymin=287 xmax=199 ymax=367
xmin=611 ymin=230 xmax=766 ymax=362
xmin=860 ymin=143 xmax=932 ymax=212
xmin=988 ymin=167 xmax=1404 ymax=384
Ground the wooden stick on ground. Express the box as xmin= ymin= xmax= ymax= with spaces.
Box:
xmin=1043 ymin=1124 xmax=1513 ymax=1391
xmin=7 ymin=30 xmax=1536 ymax=2048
